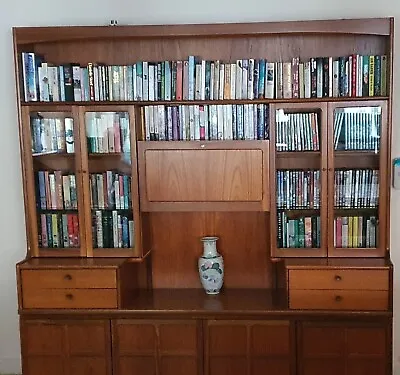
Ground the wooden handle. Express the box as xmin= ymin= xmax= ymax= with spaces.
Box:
xmin=334 ymin=275 xmax=342 ymax=281
xmin=65 ymin=293 xmax=74 ymax=300
xmin=64 ymin=274 xmax=72 ymax=281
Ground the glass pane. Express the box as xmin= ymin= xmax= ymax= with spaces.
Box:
xmin=85 ymin=111 xmax=134 ymax=250
xmin=275 ymin=109 xmax=320 ymax=152
xmin=333 ymin=107 xmax=381 ymax=152
xmin=276 ymin=170 xmax=321 ymax=249
xmin=333 ymin=106 xmax=381 ymax=249
xmin=31 ymin=112 xmax=80 ymax=250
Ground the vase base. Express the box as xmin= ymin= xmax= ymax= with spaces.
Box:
xmin=205 ymin=290 xmax=221 ymax=295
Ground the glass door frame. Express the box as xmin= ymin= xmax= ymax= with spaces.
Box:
xmin=327 ymin=100 xmax=388 ymax=257
xmin=270 ymin=102 xmax=328 ymax=258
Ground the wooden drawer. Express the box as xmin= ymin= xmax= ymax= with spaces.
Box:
xmin=289 ymin=269 xmax=389 ymax=291
xmin=22 ymin=288 xmax=118 ymax=309
xmin=289 ymin=289 xmax=388 ymax=310
xmin=21 ymin=269 xmax=117 ymax=289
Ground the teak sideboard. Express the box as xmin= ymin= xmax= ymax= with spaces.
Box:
xmin=13 ymin=17 xmax=394 ymax=375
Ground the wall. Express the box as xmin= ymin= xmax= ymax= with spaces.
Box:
xmin=0 ymin=0 xmax=399 ymax=373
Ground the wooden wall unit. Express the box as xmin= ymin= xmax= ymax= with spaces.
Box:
xmin=13 ymin=17 xmax=394 ymax=375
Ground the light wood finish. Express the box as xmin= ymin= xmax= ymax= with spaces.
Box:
xmin=289 ymin=289 xmax=388 ymax=310
xmin=288 ymin=269 xmax=388 ymax=290
xmin=17 ymin=258 xmax=149 ymax=310
xmin=138 ymin=141 xmax=269 ymax=211
xmin=21 ymin=269 xmax=117 ymax=289
xmin=22 ymin=288 xmax=118 ymax=309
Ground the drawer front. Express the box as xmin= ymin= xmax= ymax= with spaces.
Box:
xmin=21 ymin=269 xmax=117 ymax=289
xmin=289 ymin=269 xmax=388 ymax=291
xmin=289 ymin=289 xmax=388 ymax=310
xmin=22 ymin=288 xmax=118 ymax=309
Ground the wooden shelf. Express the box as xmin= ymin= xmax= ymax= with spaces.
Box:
xmin=20 ymin=96 xmax=390 ymax=107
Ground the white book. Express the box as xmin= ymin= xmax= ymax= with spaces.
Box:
xmin=266 ymin=62 xmax=275 ymax=99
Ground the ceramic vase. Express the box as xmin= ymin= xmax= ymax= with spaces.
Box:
xmin=198 ymin=236 xmax=224 ymax=294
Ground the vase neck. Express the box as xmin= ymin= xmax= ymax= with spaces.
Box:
xmin=202 ymin=238 xmax=218 ymax=257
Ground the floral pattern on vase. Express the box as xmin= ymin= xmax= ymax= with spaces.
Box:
xmin=198 ymin=236 xmax=224 ymax=294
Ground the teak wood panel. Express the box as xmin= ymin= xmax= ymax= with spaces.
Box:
xmin=298 ymin=321 xmax=390 ymax=375
xmin=13 ymin=18 xmax=392 ymax=45
xmin=22 ymin=288 xmax=118 ymax=309
xmin=21 ymin=269 xmax=117 ymax=289
xmin=138 ymin=141 xmax=269 ymax=211
xmin=149 ymin=212 xmax=271 ymax=289
xmin=327 ymin=100 xmax=389 ymax=257
xmin=26 ymin=35 xmax=388 ymax=69
xmin=206 ymin=320 xmax=293 ymax=375
xmin=289 ymin=289 xmax=388 ymax=310
xmin=113 ymin=319 xmax=201 ymax=375
xmin=288 ymin=269 xmax=389 ymax=290
xmin=20 ymin=319 xmax=112 ymax=375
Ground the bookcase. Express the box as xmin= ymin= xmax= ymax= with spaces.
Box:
xmin=14 ymin=17 xmax=393 ymax=375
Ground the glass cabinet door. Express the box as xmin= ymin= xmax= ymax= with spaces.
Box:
xmin=329 ymin=102 xmax=387 ymax=257
xmin=82 ymin=108 xmax=139 ymax=257
xmin=272 ymin=103 xmax=327 ymax=257
xmin=25 ymin=108 xmax=83 ymax=256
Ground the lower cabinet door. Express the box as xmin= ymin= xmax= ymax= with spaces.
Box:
xmin=206 ymin=320 xmax=293 ymax=375
xmin=298 ymin=321 xmax=390 ymax=375
xmin=113 ymin=319 xmax=201 ymax=375
xmin=20 ymin=319 xmax=112 ymax=375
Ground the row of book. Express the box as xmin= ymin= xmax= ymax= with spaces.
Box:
xmin=334 ymin=169 xmax=379 ymax=208
xmin=31 ymin=116 xmax=74 ymax=154
xmin=38 ymin=213 xmax=79 ymax=248
xmin=334 ymin=108 xmax=381 ymax=151
xmin=92 ymin=210 xmax=134 ymax=248
xmin=21 ymin=53 xmax=387 ymax=103
xmin=86 ymin=111 xmax=130 ymax=154
xmin=276 ymin=170 xmax=320 ymax=209
xmin=142 ymin=104 xmax=269 ymax=141
xmin=276 ymin=111 xmax=319 ymax=151
xmin=90 ymin=172 xmax=132 ymax=210
xmin=277 ymin=213 xmax=321 ymax=248
xmin=36 ymin=172 xmax=77 ymax=210
xmin=334 ymin=215 xmax=378 ymax=248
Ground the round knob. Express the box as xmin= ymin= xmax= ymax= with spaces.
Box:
xmin=65 ymin=293 xmax=74 ymax=300
xmin=334 ymin=275 xmax=342 ymax=281
xmin=335 ymin=295 xmax=342 ymax=302
xmin=64 ymin=274 xmax=72 ymax=281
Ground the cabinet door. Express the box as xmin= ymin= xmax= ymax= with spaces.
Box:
xmin=298 ymin=321 xmax=390 ymax=375
xmin=271 ymin=103 xmax=328 ymax=257
xmin=79 ymin=106 xmax=143 ymax=257
xmin=138 ymin=140 xmax=269 ymax=211
xmin=328 ymin=101 xmax=388 ymax=257
xmin=21 ymin=106 xmax=85 ymax=257
xmin=20 ymin=319 xmax=111 ymax=375
xmin=113 ymin=319 xmax=201 ymax=375
xmin=206 ymin=320 xmax=293 ymax=375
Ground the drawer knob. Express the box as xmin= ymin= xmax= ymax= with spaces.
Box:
xmin=65 ymin=293 xmax=74 ymax=300
xmin=64 ymin=274 xmax=72 ymax=281
xmin=335 ymin=295 xmax=343 ymax=302
xmin=334 ymin=275 xmax=342 ymax=281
